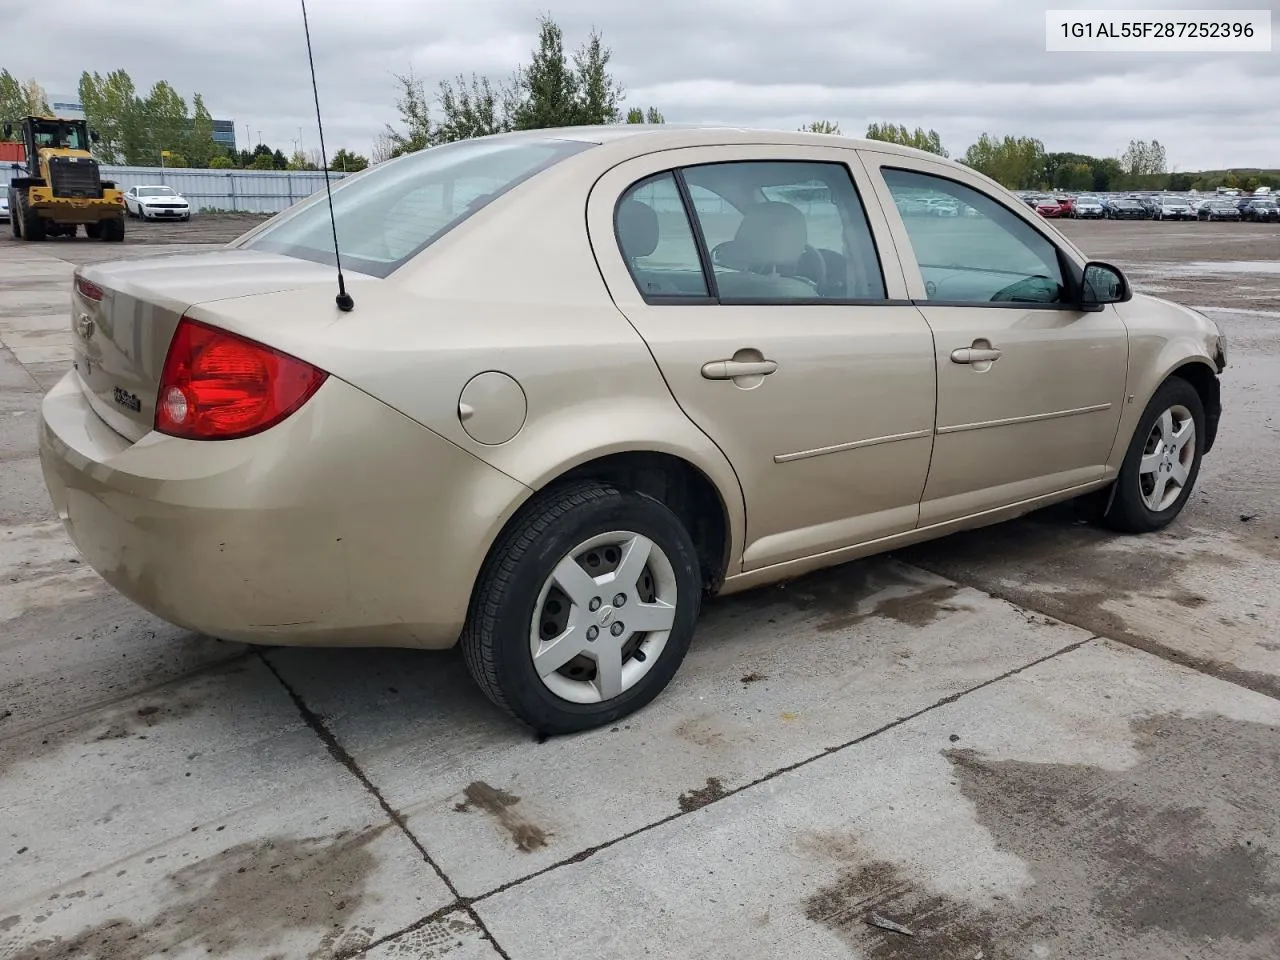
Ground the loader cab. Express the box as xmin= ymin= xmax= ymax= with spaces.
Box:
xmin=2 ymin=117 xmax=98 ymax=171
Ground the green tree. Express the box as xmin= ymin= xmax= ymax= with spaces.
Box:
xmin=0 ymin=70 xmax=26 ymax=138
xmin=626 ymin=106 xmax=665 ymax=124
xmin=800 ymin=120 xmax=841 ymax=134
xmin=287 ymin=150 xmax=316 ymax=170
xmin=384 ymin=70 xmax=434 ymax=156
xmin=435 ymin=73 xmax=511 ymax=143
xmin=510 ymin=15 xmax=581 ymax=129
xmin=571 ymin=27 xmax=623 ymax=124
xmin=22 ymin=78 xmax=50 ymax=115
xmin=385 ymin=15 xmax=650 ymax=151
xmin=79 ymin=69 xmax=151 ymax=164
xmin=1120 ymin=139 xmax=1167 ymax=178
xmin=866 ymin=122 xmax=948 ymax=157
xmin=1090 ymin=156 xmax=1123 ymax=192
xmin=250 ymin=151 xmax=276 ymax=170
xmin=142 ymin=80 xmax=188 ymax=163
xmin=209 ymin=154 xmax=234 ymax=169
xmin=962 ymin=133 xmax=1045 ymax=189
xmin=328 ymin=148 xmax=368 ymax=172
xmin=1241 ymin=175 xmax=1260 ymax=193
xmin=182 ymin=93 xmax=217 ymax=168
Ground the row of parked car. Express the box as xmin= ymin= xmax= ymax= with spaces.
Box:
xmin=1016 ymin=191 xmax=1278 ymax=222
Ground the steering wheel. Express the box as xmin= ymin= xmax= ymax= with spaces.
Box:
xmin=990 ymin=275 xmax=1059 ymax=303
xmin=798 ymin=244 xmax=827 ymax=293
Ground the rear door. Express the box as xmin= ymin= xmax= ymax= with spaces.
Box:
xmin=587 ymin=144 xmax=937 ymax=572
xmin=857 ymin=151 xmax=1128 ymax=525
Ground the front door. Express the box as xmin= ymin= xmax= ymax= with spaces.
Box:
xmin=587 ymin=146 xmax=938 ymax=572
xmin=859 ymin=153 xmax=1128 ymax=525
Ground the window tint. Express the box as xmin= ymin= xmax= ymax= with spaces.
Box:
xmin=682 ymin=161 xmax=886 ymax=302
xmin=241 ymin=137 xmax=594 ymax=278
xmin=616 ymin=173 xmax=709 ymax=298
xmin=883 ymin=168 xmax=1067 ymax=305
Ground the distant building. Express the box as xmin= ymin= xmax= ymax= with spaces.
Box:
xmin=48 ymin=94 xmax=85 ymax=120
xmin=46 ymin=90 xmax=236 ymax=153
xmin=211 ymin=119 xmax=236 ymax=152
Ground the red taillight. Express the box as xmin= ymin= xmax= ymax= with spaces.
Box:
xmin=155 ymin=317 xmax=328 ymax=441
xmin=75 ymin=275 xmax=104 ymax=302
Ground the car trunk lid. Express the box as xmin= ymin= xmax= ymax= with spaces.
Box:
xmin=71 ymin=250 xmax=346 ymax=442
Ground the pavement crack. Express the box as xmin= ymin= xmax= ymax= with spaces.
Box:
xmin=257 ymin=652 xmax=512 ymax=960
xmin=921 ymin=563 xmax=1280 ymax=704
xmin=464 ymin=634 xmax=1098 ymax=908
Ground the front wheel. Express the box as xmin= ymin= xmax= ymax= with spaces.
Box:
xmin=462 ymin=481 xmax=702 ymax=735
xmin=1103 ymin=377 xmax=1205 ymax=533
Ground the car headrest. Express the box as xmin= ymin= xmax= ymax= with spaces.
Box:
xmin=729 ymin=201 xmax=807 ymax=271
xmin=617 ymin=199 xmax=659 ymax=259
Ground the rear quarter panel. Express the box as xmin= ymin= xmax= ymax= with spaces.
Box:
xmin=192 ymin=151 xmax=748 ymax=573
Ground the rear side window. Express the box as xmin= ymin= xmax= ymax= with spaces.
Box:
xmin=614 ymin=159 xmax=888 ymax=304
xmin=683 ymin=160 xmax=887 ymax=302
xmin=241 ymin=137 xmax=595 ymax=278
xmin=616 ymin=173 xmax=710 ymax=299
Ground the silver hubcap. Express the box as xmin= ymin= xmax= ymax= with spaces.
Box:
xmin=1139 ymin=404 xmax=1195 ymax=512
xmin=529 ymin=531 xmax=678 ymax=704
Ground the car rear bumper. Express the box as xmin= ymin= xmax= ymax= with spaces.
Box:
xmin=39 ymin=371 xmax=530 ymax=649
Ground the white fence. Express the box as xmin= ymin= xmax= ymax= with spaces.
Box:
xmin=1 ymin=164 xmax=349 ymax=214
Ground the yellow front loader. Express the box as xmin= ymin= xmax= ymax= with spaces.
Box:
xmin=4 ymin=115 xmax=125 ymax=241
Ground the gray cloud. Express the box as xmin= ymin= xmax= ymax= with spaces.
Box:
xmin=8 ymin=0 xmax=1278 ymax=169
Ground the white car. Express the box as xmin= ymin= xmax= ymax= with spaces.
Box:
xmin=0 ymin=189 xmax=9 ymax=222
xmin=1073 ymin=195 xmax=1105 ymax=219
xmin=124 ymin=185 xmax=191 ymax=221
xmin=1155 ymin=196 xmax=1194 ymax=221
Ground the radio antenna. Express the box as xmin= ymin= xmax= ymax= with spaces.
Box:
xmin=300 ymin=0 xmax=354 ymax=311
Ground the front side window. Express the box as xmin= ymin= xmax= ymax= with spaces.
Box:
xmin=615 ymin=173 xmax=709 ymax=299
xmin=681 ymin=160 xmax=886 ymax=301
xmin=241 ymin=137 xmax=595 ymax=277
xmin=882 ymin=167 xmax=1067 ymax=305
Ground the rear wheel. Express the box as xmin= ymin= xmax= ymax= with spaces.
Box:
xmin=462 ymin=481 xmax=702 ymax=735
xmin=84 ymin=223 xmax=102 ymax=239
xmin=1103 ymin=377 xmax=1205 ymax=533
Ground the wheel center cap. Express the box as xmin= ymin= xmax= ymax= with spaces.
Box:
xmin=597 ymin=606 xmax=615 ymax=625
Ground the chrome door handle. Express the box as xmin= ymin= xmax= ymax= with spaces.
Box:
xmin=701 ymin=359 xmax=778 ymax=380
xmin=950 ymin=347 xmax=1002 ymax=364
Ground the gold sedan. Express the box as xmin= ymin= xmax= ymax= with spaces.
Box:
xmin=39 ymin=126 xmax=1227 ymax=734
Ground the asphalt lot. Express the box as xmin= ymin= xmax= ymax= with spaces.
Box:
xmin=1 ymin=215 xmax=1278 ymax=960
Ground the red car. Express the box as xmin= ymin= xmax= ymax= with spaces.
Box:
xmin=1035 ymin=196 xmax=1073 ymax=218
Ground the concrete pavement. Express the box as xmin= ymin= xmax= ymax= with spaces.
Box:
xmin=1 ymin=221 xmax=1277 ymax=959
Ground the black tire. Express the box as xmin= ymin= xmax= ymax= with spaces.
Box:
xmin=462 ymin=480 xmax=702 ymax=735
xmin=99 ymin=216 xmax=125 ymax=242
xmin=84 ymin=223 xmax=101 ymax=239
xmin=1103 ymin=376 xmax=1205 ymax=534
xmin=19 ymin=201 xmax=45 ymax=241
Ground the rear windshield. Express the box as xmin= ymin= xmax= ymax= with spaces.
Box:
xmin=241 ymin=136 xmax=595 ymax=278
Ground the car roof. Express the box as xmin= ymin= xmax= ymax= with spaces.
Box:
xmin=454 ymin=124 xmax=955 ymax=163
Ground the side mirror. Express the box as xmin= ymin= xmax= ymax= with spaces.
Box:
xmin=90 ymin=129 xmax=100 ymax=143
xmin=1081 ymin=261 xmax=1130 ymax=308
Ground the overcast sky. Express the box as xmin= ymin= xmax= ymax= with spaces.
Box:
xmin=8 ymin=0 xmax=1278 ymax=169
